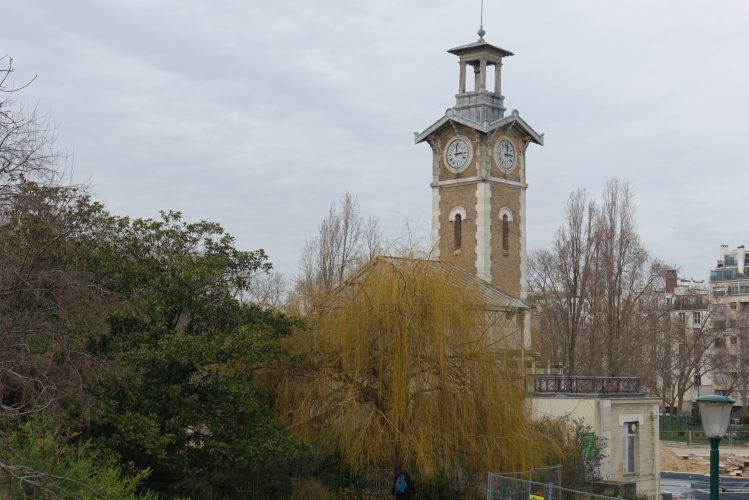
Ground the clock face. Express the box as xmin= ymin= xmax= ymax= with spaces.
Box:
xmin=445 ymin=138 xmax=471 ymax=171
xmin=495 ymin=138 xmax=516 ymax=172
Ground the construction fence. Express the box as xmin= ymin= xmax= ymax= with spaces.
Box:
xmin=487 ymin=472 xmax=622 ymax=500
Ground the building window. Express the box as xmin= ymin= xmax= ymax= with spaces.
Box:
xmin=678 ymin=312 xmax=686 ymax=323
xmin=694 ymin=374 xmax=702 ymax=387
xmin=693 ymin=312 xmax=701 ymax=325
xmin=712 ymin=269 xmax=737 ymax=281
xmin=731 ymin=336 xmax=738 ymax=345
xmin=502 ymin=214 xmax=509 ymax=253
xmin=454 ymin=214 xmax=462 ymax=250
xmin=624 ymin=422 xmax=637 ymax=475
xmin=716 ymin=389 xmax=730 ymax=396
xmin=715 ymin=338 xmax=724 ymax=348
xmin=498 ymin=207 xmax=513 ymax=256
xmin=666 ymin=297 xmax=673 ymax=306
xmin=731 ymin=302 xmax=737 ymax=309
xmin=448 ymin=206 xmax=467 ymax=253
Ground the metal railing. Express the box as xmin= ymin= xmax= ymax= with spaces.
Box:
xmin=359 ymin=468 xmax=392 ymax=494
xmin=660 ymin=429 xmax=749 ymax=451
xmin=534 ymin=376 xmax=641 ymax=395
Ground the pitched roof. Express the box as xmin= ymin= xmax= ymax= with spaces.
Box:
xmin=447 ymin=40 xmax=514 ymax=58
xmin=322 ymin=256 xmax=527 ymax=311
xmin=415 ymin=109 xmax=544 ymax=145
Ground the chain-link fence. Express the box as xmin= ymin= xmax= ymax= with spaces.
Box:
xmin=487 ymin=473 xmax=621 ymax=500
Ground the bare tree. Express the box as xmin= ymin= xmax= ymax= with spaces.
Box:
xmin=296 ymin=193 xmax=384 ymax=309
xmin=530 ymin=179 xmax=663 ymax=377
xmin=0 ymin=185 xmax=108 ymax=421
xmin=529 ymin=189 xmax=597 ymax=375
xmin=593 ymin=179 xmax=660 ymax=376
xmin=0 ymin=56 xmax=59 ymax=198
xmin=0 ymin=57 xmax=84 ymax=422
xmin=245 ymin=270 xmax=289 ymax=310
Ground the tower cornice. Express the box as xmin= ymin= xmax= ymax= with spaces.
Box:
xmin=414 ymin=110 xmax=543 ymax=145
xmin=447 ymin=40 xmax=514 ymax=59
xmin=431 ymin=176 xmax=528 ymax=189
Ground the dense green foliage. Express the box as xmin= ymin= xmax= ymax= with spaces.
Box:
xmin=1 ymin=183 xmax=302 ymax=497
xmin=85 ymin=211 xmax=303 ymax=495
xmin=0 ymin=418 xmax=156 ymax=499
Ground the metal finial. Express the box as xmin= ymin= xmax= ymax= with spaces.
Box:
xmin=477 ymin=0 xmax=485 ymax=41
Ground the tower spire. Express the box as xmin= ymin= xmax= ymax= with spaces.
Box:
xmin=478 ymin=0 xmax=485 ymax=41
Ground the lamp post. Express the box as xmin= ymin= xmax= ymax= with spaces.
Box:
xmin=696 ymin=394 xmax=735 ymax=500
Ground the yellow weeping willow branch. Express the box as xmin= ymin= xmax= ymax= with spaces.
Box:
xmin=277 ymin=257 xmax=546 ymax=480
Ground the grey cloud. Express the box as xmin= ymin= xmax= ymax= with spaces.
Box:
xmin=5 ymin=0 xmax=749 ymax=281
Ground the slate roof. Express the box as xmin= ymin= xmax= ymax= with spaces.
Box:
xmin=414 ymin=109 xmax=544 ymax=145
xmin=323 ymin=256 xmax=527 ymax=311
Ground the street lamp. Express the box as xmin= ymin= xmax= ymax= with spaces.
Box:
xmin=696 ymin=394 xmax=735 ymax=500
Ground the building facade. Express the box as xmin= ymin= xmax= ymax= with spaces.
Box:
xmin=705 ymin=245 xmax=749 ymax=410
xmin=655 ymin=247 xmax=749 ymax=416
xmin=532 ymin=381 xmax=660 ymax=498
xmin=654 ymin=270 xmax=710 ymax=415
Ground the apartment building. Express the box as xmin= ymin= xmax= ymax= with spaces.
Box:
xmin=705 ymin=245 xmax=749 ymax=407
xmin=657 ymin=270 xmax=710 ymax=415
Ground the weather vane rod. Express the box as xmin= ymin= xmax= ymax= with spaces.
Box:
xmin=478 ymin=0 xmax=486 ymax=41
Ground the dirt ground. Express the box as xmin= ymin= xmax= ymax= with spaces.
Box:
xmin=661 ymin=444 xmax=749 ymax=475
xmin=661 ymin=446 xmax=711 ymax=474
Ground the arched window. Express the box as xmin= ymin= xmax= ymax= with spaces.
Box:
xmin=499 ymin=207 xmax=513 ymax=255
xmin=454 ymin=214 xmax=462 ymax=250
xmin=449 ymin=206 xmax=467 ymax=252
xmin=502 ymin=214 xmax=509 ymax=253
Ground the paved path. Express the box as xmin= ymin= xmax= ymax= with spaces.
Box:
xmin=662 ymin=472 xmax=749 ymax=499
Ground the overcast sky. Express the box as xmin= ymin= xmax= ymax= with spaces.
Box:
xmin=5 ymin=0 xmax=749 ymax=282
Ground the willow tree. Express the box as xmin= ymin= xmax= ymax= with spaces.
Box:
xmin=277 ymin=257 xmax=544 ymax=480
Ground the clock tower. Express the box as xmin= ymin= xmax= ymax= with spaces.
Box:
xmin=415 ymin=29 xmax=543 ymax=300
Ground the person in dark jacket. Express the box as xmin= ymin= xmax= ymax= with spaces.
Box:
xmin=391 ymin=469 xmax=416 ymax=499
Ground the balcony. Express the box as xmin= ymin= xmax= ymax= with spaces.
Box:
xmin=534 ymin=376 xmax=641 ymax=395
xmin=711 ymin=269 xmax=737 ymax=281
